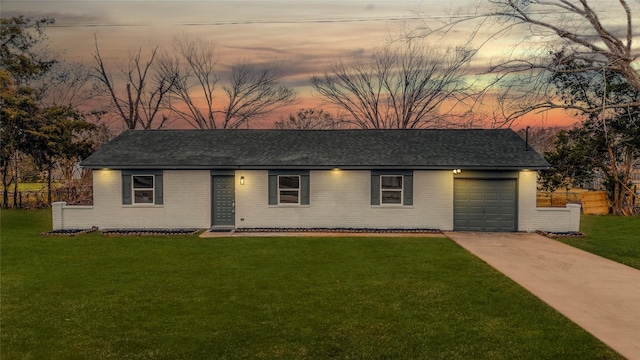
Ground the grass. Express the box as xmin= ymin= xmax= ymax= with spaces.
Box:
xmin=0 ymin=182 xmax=52 ymax=191
xmin=1 ymin=209 xmax=622 ymax=359
xmin=556 ymin=214 xmax=640 ymax=270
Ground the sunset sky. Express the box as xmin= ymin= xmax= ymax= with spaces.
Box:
xmin=3 ymin=0 xmax=636 ymax=129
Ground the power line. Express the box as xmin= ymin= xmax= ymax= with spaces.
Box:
xmin=48 ymin=15 xmax=425 ymax=28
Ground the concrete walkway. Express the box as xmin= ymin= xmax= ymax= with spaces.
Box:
xmin=199 ymin=230 xmax=445 ymax=238
xmin=445 ymin=231 xmax=640 ymax=360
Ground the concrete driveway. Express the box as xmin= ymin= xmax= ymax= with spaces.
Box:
xmin=444 ymin=231 xmax=640 ymax=360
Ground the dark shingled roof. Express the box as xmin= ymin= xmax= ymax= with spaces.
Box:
xmin=80 ymin=129 xmax=550 ymax=170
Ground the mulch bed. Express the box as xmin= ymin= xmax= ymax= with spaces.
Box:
xmin=102 ymin=228 xmax=200 ymax=236
xmin=42 ymin=227 xmax=97 ymax=236
xmin=536 ymin=230 xmax=585 ymax=239
xmin=234 ymin=228 xmax=442 ymax=234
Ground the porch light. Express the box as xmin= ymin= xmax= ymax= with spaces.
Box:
xmin=453 ymin=169 xmax=461 ymax=174
xmin=240 ymin=176 xmax=245 ymax=185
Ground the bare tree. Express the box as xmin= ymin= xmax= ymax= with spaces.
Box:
xmin=273 ymin=108 xmax=349 ymax=130
xmin=515 ymin=126 xmax=565 ymax=154
xmin=158 ymin=35 xmax=219 ymax=129
xmin=311 ymin=38 xmax=476 ymax=129
xmin=35 ymin=61 xmax=96 ymax=110
xmin=222 ymin=62 xmax=297 ymax=128
xmin=159 ymin=35 xmax=297 ymax=129
xmin=411 ymin=0 xmax=640 ymax=124
xmin=92 ymin=37 xmax=176 ymax=130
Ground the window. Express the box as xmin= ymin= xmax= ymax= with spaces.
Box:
xmin=278 ymin=175 xmax=300 ymax=204
xmin=132 ymin=175 xmax=154 ymax=204
xmin=122 ymin=170 xmax=163 ymax=205
xmin=371 ymin=170 xmax=413 ymax=206
xmin=380 ymin=175 xmax=403 ymax=204
xmin=268 ymin=170 xmax=310 ymax=205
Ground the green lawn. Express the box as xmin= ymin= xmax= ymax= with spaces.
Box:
xmin=1 ymin=209 xmax=621 ymax=359
xmin=557 ymin=214 xmax=640 ymax=270
xmin=1 ymin=182 xmax=50 ymax=191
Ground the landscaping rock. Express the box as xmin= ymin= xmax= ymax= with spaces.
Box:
xmin=101 ymin=228 xmax=200 ymax=236
xmin=235 ymin=227 xmax=441 ymax=234
xmin=42 ymin=227 xmax=98 ymax=236
xmin=536 ymin=230 xmax=585 ymax=239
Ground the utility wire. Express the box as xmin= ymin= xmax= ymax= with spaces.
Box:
xmin=48 ymin=15 xmax=424 ymax=28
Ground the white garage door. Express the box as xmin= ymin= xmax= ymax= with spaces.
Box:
xmin=454 ymin=179 xmax=517 ymax=232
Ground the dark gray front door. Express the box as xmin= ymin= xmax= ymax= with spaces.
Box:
xmin=454 ymin=179 xmax=517 ymax=232
xmin=212 ymin=176 xmax=235 ymax=227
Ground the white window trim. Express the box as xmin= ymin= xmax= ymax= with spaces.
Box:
xmin=132 ymin=174 xmax=155 ymax=205
xmin=380 ymin=175 xmax=403 ymax=206
xmin=277 ymin=174 xmax=301 ymax=205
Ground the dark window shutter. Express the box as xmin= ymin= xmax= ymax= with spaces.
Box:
xmin=154 ymin=171 xmax=163 ymax=205
xmin=268 ymin=173 xmax=278 ymax=205
xmin=122 ymin=171 xmax=132 ymax=205
xmin=300 ymin=174 xmax=310 ymax=205
xmin=403 ymin=173 xmax=413 ymax=206
xmin=371 ymin=173 xmax=380 ymax=205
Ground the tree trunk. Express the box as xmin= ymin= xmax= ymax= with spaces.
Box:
xmin=612 ymin=180 xmax=622 ymax=215
xmin=47 ymin=168 xmax=52 ymax=206
xmin=1 ymin=168 xmax=8 ymax=209
xmin=12 ymin=154 xmax=19 ymax=209
xmin=11 ymin=177 xmax=18 ymax=208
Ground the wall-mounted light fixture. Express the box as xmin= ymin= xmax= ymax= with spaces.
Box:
xmin=452 ymin=169 xmax=461 ymax=174
xmin=240 ymin=176 xmax=245 ymax=185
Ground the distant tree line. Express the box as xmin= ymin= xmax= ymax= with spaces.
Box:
xmin=1 ymin=16 xmax=102 ymax=208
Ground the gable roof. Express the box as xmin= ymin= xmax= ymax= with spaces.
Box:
xmin=80 ymin=129 xmax=550 ymax=170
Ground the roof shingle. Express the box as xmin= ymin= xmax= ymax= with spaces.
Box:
xmin=80 ymin=129 xmax=550 ymax=170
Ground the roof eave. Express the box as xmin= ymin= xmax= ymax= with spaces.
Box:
xmin=80 ymin=164 xmax=549 ymax=171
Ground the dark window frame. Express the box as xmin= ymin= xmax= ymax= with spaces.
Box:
xmin=278 ymin=174 xmax=301 ymax=204
xmin=132 ymin=174 xmax=155 ymax=204
xmin=122 ymin=170 xmax=163 ymax=205
xmin=380 ymin=175 xmax=404 ymax=205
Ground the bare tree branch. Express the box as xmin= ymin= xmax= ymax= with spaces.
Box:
xmin=273 ymin=108 xmax=349 ymax=129
xmin=312 ymin=39 xmax=476 ymax=129
xmin=158 ymin=35 xmax=220 ymax=129
xmin=32 ymin=61 xmax=96 ymax=110
xmin=410 ymin=0 xmax=640 ymax=124
xmin=222 ymin=62 xmax=297 ymax=129
xmin=91 ymin=36 xmax=176 ymax=130
xmin=158 ymin=35 xmax=296 ymax=129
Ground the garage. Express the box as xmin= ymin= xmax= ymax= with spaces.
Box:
xmin=454 ymin=178 xmax=517 ymax=232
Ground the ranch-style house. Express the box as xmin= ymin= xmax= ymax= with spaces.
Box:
xmin=52 ymin=129 xmax=581 ymax=232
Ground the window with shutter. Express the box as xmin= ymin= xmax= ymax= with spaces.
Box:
xmin=371 ymin=170 xmax=413 ymax=206
xmin=122 ymin=170 xmax=163 ymax=205
xmin=268 ymin=170 xmax=310 ymax=205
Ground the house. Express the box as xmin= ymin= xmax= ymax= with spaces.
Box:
xmin=52 ymin=129 xmax=581 ymax=232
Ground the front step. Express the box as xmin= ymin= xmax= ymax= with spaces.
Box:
xmin=209 ymin=227 xmax=235 ymax=233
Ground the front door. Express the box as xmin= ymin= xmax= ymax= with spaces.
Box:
xmin=211 ymin=175 xmax=235 ymax=228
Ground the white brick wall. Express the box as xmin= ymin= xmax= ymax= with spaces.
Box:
xmin=51 ymin=201 xmax=65 ymax=230
xmin=235 ymin=170 xmax=453 ymax=230
xmin=518 ymin=170 xmax=581 ymax=232
xmin=53 ymin=168 xmax=579 ymax=232
xmin=55 ymin=169 xmax=211 ymax=229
